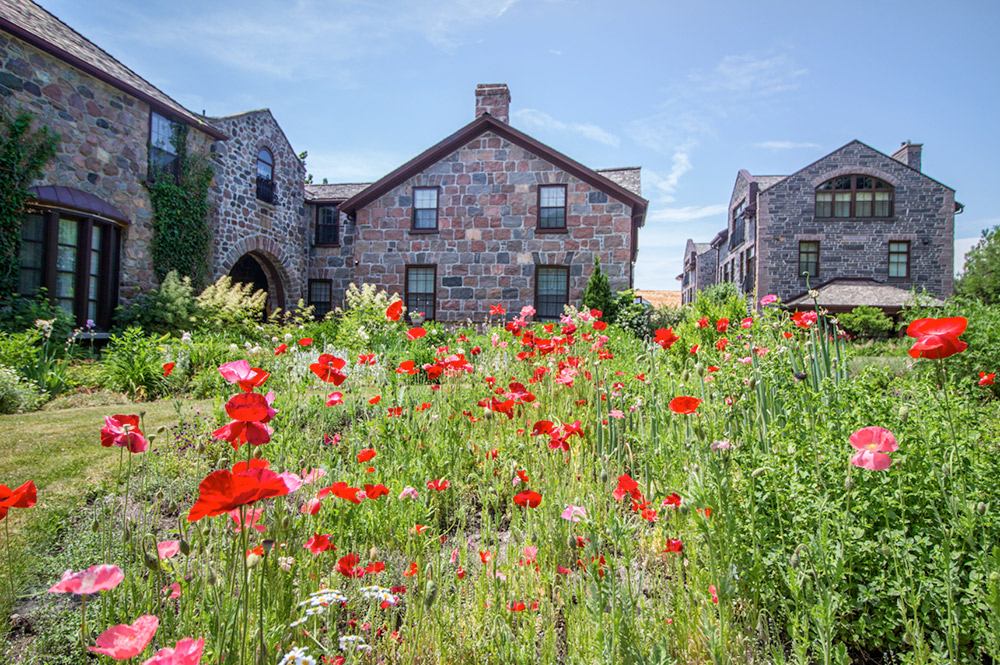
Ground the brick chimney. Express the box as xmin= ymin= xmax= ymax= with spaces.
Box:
xmin=475 ymin=83 xmax=510 ymax=123
xmin=892 ymin=140 xmax=922 ymax=172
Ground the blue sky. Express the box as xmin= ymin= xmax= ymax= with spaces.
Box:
xmin=36 ymin=0 xmax=999 ymax=290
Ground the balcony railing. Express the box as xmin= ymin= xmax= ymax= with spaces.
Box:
xmin=256 ymin=175 xmax=276 ymax=205
xmin=729 ymin=217 xmax=745 ymax=249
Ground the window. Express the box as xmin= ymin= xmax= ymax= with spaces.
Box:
xmin=799 ymin=241 xmax=820 ymax=278
xmin=412 ymin=188 xmax=438 ymax=231
xmin=18 ymin=209 xmax=121 ymax=329
xmin=535 ymin=266 xmax=569 ymax=320
xmin=888 ymin=241 xmax=910 ymax=278
xmin=308 ymin=280 xmax=333 ymax=318
xmin=149 ymin=111 xmax=179 ymax=180
xmin=538 ymin=185 xmax=567 ymax=231
xmin=256 ymin=148 xmax=275 ymax=204
xmin=815 ymin=176 xmax=893 ymax=218
xmin=745 ymin=246 xmax=756 ymax=289
xmin=406 ymin=266 xmax=436 ymax=320
xmin=316 ymin=205 xmax=339 ymax=245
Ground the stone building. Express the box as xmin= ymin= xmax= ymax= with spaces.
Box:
xmin=679 ymin=141 xmax=960 ymax=313
xmin=1 ymin=1 xmax=647 ymax=328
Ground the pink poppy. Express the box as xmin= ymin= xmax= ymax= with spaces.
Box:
xmin=48 ymin=564 xmax=124 ymax=595
xmin=399 ymin=486 xmax=419 ymax=500
xmin=301 ymin=468 xmax=327 ymax=484
xmin=161 ymin=583 xmax=181 ymax=599
xmin=87 ymin=615 xmax=159 ymax=660
xmin=156 ymin=540 xmax=180 ymax=560
xmin=142 ymin=637 xmax=204 ymax=665
xmin=229 ymin=507 xmax=266 ymax=533
xmin=326 ymin=392 xmax=344 ymax=406
xmin=848 ymin=426 xmax=898 ymax=471
xmin=100 ymin=415 xmax=148 ymax=453
xmin=760 ymin=294 xmax=778 ymax=306
xmin=301 ymin=498 xmax=323 ymax=515
xmin=561 ymin=504 xmax=587 ymax=522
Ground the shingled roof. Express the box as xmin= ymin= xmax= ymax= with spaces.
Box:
xmin=305 ymin=183 xmax=373 ymax=203
xmin=595 ymin=168 xmax=642 ymax=196
xmin=785 ymin=278 xmax=943 ymax=313
xmin=0 ymin=0 xmax=226 ymax=139
xmin=753 ymin=174 xmax=787 ymax=192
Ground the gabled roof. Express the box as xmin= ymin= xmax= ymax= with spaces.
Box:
xmin=0 ymin=0 xmax=226 ymax=139
xmin=785 ymin=277 xmax=943 ymax=312
xmin=305 ymin=183 xmax=373 ymax=203
xmin=595 ymin=167 xmax=642 ymax=196
xmin=209 ymin=108 xmax=303 ymax=167
xmin=339 ymin=113 xmax=648 ymax=229
xmin=753 ymin=175 xmax=788 ymax=192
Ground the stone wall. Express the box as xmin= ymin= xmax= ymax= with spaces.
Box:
xmin=0 ymin=31 xmax=212 ymax=302
xmin=352 ymin=129 xmax=636 ymax=322
xmin=755 ymin=141 xmax=955 ymax=301
xmin=208 ymin=110 xmax=307 ymax=309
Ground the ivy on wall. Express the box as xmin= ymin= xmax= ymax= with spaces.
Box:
xmin=0 ymin=105 xmax=59 ymax=304
xmin=147 ymin=123 xmax=214 ymax=288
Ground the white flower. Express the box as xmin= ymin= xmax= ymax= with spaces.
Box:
xmin=228 ymin=343 xmax=238 ymax=352
xmin=284 ymin=333 xmax=293 ymax=343
xmin=339 ymin=635 xmax=371 ymax=652
xmin=181 ymin=332 xmax=193 ymax=345
xmin=278 ymin=646 xmax=316 ymax=665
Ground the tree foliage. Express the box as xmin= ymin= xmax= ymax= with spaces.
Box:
xmin=956 ymin=224 xmax=1000 ymax=304
xmin=0 ymin=105 xmax=59 ymax=303
xmin=582 ymin=255 xmax=614 ymax=319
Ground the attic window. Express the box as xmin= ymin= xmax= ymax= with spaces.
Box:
xmin=538 ymin=185 xmax=567 ymax=231
xmin=256 ymin=148 xmax=275 ymax=204
xmin=816 ymin=176 xmax=893 ymax=218
xmin=412 ymin=188 xmax=438 ymax=231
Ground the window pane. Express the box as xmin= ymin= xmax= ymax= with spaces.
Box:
xmin=19 ymin=214 xmax=45 ymax=297
xmin=23 ymin=214 xmax=45 ymax=242
xmin=407 ymin=268 xmax=434 ymax=294
xmin=540 ymin=186 xmax=565 ymax=207
xmin=317 ymin=207 xmax=339 ymax=244
xmin=856 ymin=176 xmax=872 ymax=190
xmin=539 ymin=208 xmax=565 ymax=229
xmin=56 ymin=270 xmax=75 ymax=298
xmin=150 ymin=112 xmax=176 ymax=154
xmin=874 ymin=191 xmax=891 ymax=217
xmin=834 ymin=177 xmax=852 ymax=190
xmin=414 ymin=189 xmax=437 ymax=209
xmin=414 ymin=208 xmax=437 ymax=229
xmin=817 ymin=181 xmax=833 ymax=191
xmin=815 ymin=192 xmax=832 ymax=217
xmin=833 ymin=193 xmax=851 ymax=217
xmin=309 ymin=281 xmax=333 ymax=317
xmin=59 ymin=218 xmax=77 ymax=245
xmin=855 ymin=192 xmax=872 ymax=217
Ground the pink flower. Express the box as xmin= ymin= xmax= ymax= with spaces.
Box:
xmin=301 ymin=468 xmax=327 ymax=484
xmin=229 ymin=508 xmax=266 ymax=533
xmin=88 ymin=615 xmax=159 ymax=660
xmin=609 ymin=409 xmax=624 ymax=419
xmin=760 ymin=294 xmax=778 ymax=306
xmin=161 ymin=583 xmax=181 ymax=599
xmin=301 ymin=498 xmax=323 ymax=515
xmin=326 ymin=392 xmax=344 ymax=406
xmin=141 ymin=637 xmax=204 ymax=665
xmin=100 ymin=415 xmax=149 ymax=453
xmin=710 ymin=440 xmax=731 ymax=451
xmin=450 ymin=548 xmax=460 ymax=564
xmin=156 ymin=540 xmax=180 ymax=560
xmin=848 ymin=426 xmax=898 ymax=471
xmin=561 ymin=504 xmax=587 ymax=522
xmin=48 ymin=564 xmax=124 ymax=595
xmin=520 ymin=305 xmax=536 ymax=318
xmin=399 ymin=486 xmax=419 ymax=500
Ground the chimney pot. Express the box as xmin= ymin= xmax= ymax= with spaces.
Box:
xmin=475 ymin=83 xmax=510 ymax=124
xmin=892 ymin=140 xmax=923 ymax=172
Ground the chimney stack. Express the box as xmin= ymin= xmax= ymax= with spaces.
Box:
xmin=892 ymin=140 xmax=922 ymax=172
xmin=475 ymin=84 xmax=510 ymax=123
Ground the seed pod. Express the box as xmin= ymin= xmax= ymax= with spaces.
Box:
xmin=157 ymin=425 xmax=167 ymax=434
xmin=903 ymin=631 xmax=914 ymax=646
xmin=253 ymin=447 xmax=264 ymax=459
xmin=898 ymin=406 xmax=909 ymax=424
xmin=423 ymin=579 xmax=439 ymax=609
xmin=139 ymin=410 xmax=147 ymax=418
xmin=844 ymin=476 xmax=855 ymax=492
xmin=568 ymin=534 xmax=578 ymax=550
xmin=263 ymin=539 xmax=275 ymax=554
xmin=148 ymin=434 xmax=157 ymax=445
xmin=978 ymin=502 xmax=987 ymax=516
xmin=143 ymin=551 xmax=160 ymax=572
xmin=751 ymin=468 xmax=766 ymax=478
xmin=206 ymin=568 xmax=217 ymax=586
xmin=180 ymin=539 xmax=191 ymax=556
xmin=599 ymin=470 xmax=608 ymax=483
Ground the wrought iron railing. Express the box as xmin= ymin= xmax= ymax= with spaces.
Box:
xmin=256 ymin=175 xmax=276 ymax=205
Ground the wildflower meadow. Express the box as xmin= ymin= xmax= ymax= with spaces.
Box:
xmin=3 ymin=286 xmax=1000 ymax=665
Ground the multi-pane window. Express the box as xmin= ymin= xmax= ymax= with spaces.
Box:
xmin=316 ymin=206 xmax=339 ymax=245
xmin=888 ymin=241 xmax=910 ymax=278
xmin=815 ymin=176 xmax=893 ymax=218
xmin=18 ymin=209 xmax=120 ymax=329
xmin=308 ymin=280 xmax=333 ymax=318
xmin=799 ymin=241 xmax=820 ymax=278
xmin=538 ymin=185 xmax=567 ymax=230
xmin=535 ymin=266 xmax=569 ymax=320
xmin=412 ymin=188 xmax=438 ymax=231
xmin=149 ymin=111 xmax=179 ymax=180
xmin=406 ymin=266 xmax=436 ymax=320
xmin=745 ymin=246 xmax=756 ymax=288
xmin=256 ymin=148 xmax=275 ymax=204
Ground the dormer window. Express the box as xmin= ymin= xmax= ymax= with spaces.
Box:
xmin=815 ymin=176 xmax=893 ymax=218
xmin=256 ymin=148 xmax=275 ymax=204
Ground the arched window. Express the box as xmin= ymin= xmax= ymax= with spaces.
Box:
xmin=815 ymin=176 xmax=893 ymax=218
xmin=256 ymin=148 xmax=275 ymax=204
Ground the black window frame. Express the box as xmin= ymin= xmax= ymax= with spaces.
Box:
xmin=315 ymin=204 xmax=340 ymax=246
xmin=256 ymin=147 xmax=276 ymax=204
xmin=537 ymin=184 xmax=568 ymax=232
xmin=307 ymin=279 xmax=333 ymax=319
xmin=815 ymin=175 xmax=894 ymax=219
xmin=535 ymin=265 xmax=570 ymax=320
xmin=411 ymin=187 xmax=439 ymax=233
xmin=888 ymin=240 xmax=910 ymax=279
xmin=18 ymin=206 xmax=121 ymax=330
xmin=799 ymin=240 xmax=820 ymax=278
xmin=405 ymin=264 xmax=437 ymax=321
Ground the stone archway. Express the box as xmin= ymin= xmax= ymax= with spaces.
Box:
xmin=227 ymin=251 xmax=286 ymax=317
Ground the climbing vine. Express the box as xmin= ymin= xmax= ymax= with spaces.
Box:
xmin=147 ymin=122 xmax=213 ymax=287
xmin=0 ymin=105 xmax=59 ymax=304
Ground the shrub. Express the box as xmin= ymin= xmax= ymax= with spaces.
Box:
xmin=196 ymin=275 xmax=267 ymax=332
xmin=582 ymin=256 xmax=615 ymax=319
xmin=837 ymin=305 xmax=894 ymax=338
xmin=0 ymin=289 xmax=74 ymax=339
xmin=0 ymin=364 xmax=45 ymax=413
xmin=114 ymin=270 xmax=198 ymax=336
xmin=102 ymin=327 xmax=169 ymax=400
xmin=333 ymin=283 xmax=404 ymax=353
xmin=0 ymin=328 xmax=40 ymax=374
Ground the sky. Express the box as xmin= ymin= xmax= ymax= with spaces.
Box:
xmin=34 ymin=0 xmax=1000 ymax=290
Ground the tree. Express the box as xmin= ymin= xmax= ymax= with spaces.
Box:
xmin=0 ymin=105 xmax=59 ymax=303
xmin=582 ymin=255 xmax=615 ymax=321
xmin=957 ymin=225 xmax=1000 ymax=304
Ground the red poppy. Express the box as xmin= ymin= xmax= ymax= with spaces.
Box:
xmin=716 ymin=338 xmax=728 ymax=351
xmin=326 ymin=392 xmax=344 ymax=406
xmin=696 ymin=317 xmax=709 ymax=329
xmin=741 ymin=317 xmax=753 ymax=329
xmin=690 ymin=344 xmax=700 ymax=355
xmin=593 ymin=321 xmax=608 ymax=331
xmin=716 ymin=318 xmax=729 ymax=333
xmin=662 ymin=492 xmax=682 ymax=507
xmin=906 ymin=317 xmax=968 ymax=360
xmin=224 ymin=392 xmax=270 ymax=423
xmin=356 ymin=448 xmax=376 ymax=463
xmin=187 ymin=466 xmax=291 ymax=522
xmin=298 ymin=338 xmax=312 ymax=346
xmin=386 ymin=300 xmax=403 ymax=321
xmin=396 ymin=360 xmax=418 ymax=375
xmin=100 ymin=415 xmax=149 ymax=453
xmin=664 ymin=538 xmax=683 ymax=553
xmin=613 ymin=474 xmax=643 ymax=502
xmin=427 ymin=478 xmax=450 ymax=492
xmin=0 ymin=480 xmax=36 ymax=521
xmin=303 ymin=534 xmax=336 ymax=553
xmin=653 ymin=328 xmax=679 ymax=350
xmin=317 ymin=482 xmax=362 ymax=504
xmin=368 ymin=395 xmax=381 ymax=405
xmin=310 ymin=354 xmax=347 ymax=385
xmin=336 ymin=553 xmax=365 ymax=577
xmin=364 ymin=484 xmax=389 ymax=500
xmin=274 ymin=344 xmax=288 ymax=355
xmin=406 ymin=327 xmax=427 ymax=341
xmin=669 ymin=396 xmax=702 ymax=415
xmin=163 ymin=362 xmax=175 ymax=376
xmin=403 ymin=562 xmax=418 ymax=577
xmin=358 ymin=353 xmax=376 ymax=365
xmin=979 ymin=371 xmax=995 ymax=386
xmin=792 ymin=311 xmax=818 ymax=329
xmin=490 ymin=303 xmax=506 ymax=316
xmin=513 ymin=490 xmax=542 ymax=508
xmin=212 ymin=420 xmax=271 ymax=450
xmin=516 ymin=469 xmax=529 ymax=483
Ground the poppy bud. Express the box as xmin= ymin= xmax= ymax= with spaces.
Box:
xmin=599 ymin=470 xmax=608 ymax=483
xmin=201 ymin=525 xmax=211 ymax=537
xmin=695 ymin=363 xmax=704 ymax=377
xmin=123 ymin=524 xmax=132 ymax=543
xmin=157 ymin=425 xmax=167 ymax=434
xmin=168 ymin=501 xmax=178 ymax=514
xmin=180 ymin=539 xmax=191 ymax=556
xmin=253 ymin=447 xmax=264 ymax=459
xmin=369 ymin=546 xmax=379 ymax=560
xmin=681 ymin=370 xmax=690 ymax=383
xmin=748 ymin=377 xmax=756 ymax=390
xmin=751 ymin=467 xmax=766 ymax=478
xmin=844 ymin=475 xmax=855 ymax=492
xmin=218 ymin=458 xmax=230 ymax=469
xmin=978 ymin=502 xmax=987 ymax=516
xmin=568 ymin=534 xmax=578 ymax=550
xmin=143 ymin=551 xmax=160 ymax=572
xmin=881 ymin=544 xmax=892 ymax=557
xmin=263 ymin=539 xmax=275 ymax=554
xmin=91 ymin=519 xmax=100 ymax=532
xmin=898 ymin=406 xmax=909 ymax=423
xmin=197 ymin=441 xmax=205 ymax=454
xmin=247 ymin=554 xmax=262 ymax=569
xmin=903 ymin=631 xmax=914 ymax=646
xmin=281 ymin=516 xmax=291 ymax=530
xmin=423 ymin=580 xmax=438 ymax=609
xmin=679 ymin=505 xmax=690 ymax=516
xmin=148 ymin=434 xmax=157 ymax=444
xmin=207 ymin=568 xmax=217 ymax=585
xmin=789 ymin=553 xmax=799 ymax=569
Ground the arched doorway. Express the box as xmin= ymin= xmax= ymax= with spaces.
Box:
xmin=228 ymin=252 xmax=285 ymax=318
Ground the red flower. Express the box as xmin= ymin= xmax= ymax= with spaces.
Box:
xmin=716 ymin=318 xmax=729 ymax=333
xmin=100 ymin=415 xmax=149 ymax=453
xmin=654 ymin=328 xmax=679 ymax=350
xmin=593 ymin=321 xmax=608 ymax=331
xmin=386 ymin=300 xmax=403 ymax=321
xmin=662 ymin=492 xmax=682 ymax=507
xmin=212 ymin=420 xmax=271 ymax=450
xmin=716 ymin=338 xmax=728 ymax=351
xmin=0 ymin=480 xmax=36 ymax=521
xmin=664 ymin=538 xmax=683 ymax=553
xmin=741 ymin=317 xmax=753 ymax=329
xmin=979 ymin=371 xmax=995 ymax=386
xmin=613 ymin=474 xmax=643 ymax=502
xmin=225 ymin=392 xmax=270 ymax=422
xmin=326 ymin=392 xmax=344 ymax=406
xmin=336 ymin=553 xmax=364 ymax=577
xmin=87 ymin=614 xmax=159 ymax=660
xmin=709 ymin=585 xmax=718 ymax=604
xmin=396 ymin=360 xmax=418 ymax=375
xmin=516 ymin=469 xmax=529 ymax=483
xmin=187 ymin=466 xmax=291 ymax=522
xmin=163 ymin=362 xmax=175 ymax=376
xmin=907 ymin=317 xmax=968 ymax=360
xmin=479 ymin=549 xmax=493 ymax=564
xmin=143 ymin=637 xmax=204 ymax=665
xmin=317 ymin=482 xmax=362 ymax=504
xmin=531 ymin=420 xmax=554 ymax=436
xmin=690 ymin=344 xmax=700 ymax=355
xmin=792 ymin=311 xmax=818 ymax=329
xmin=356 ymin=448 xmax=376 ymax=463
xmin=696 ymin=317 xmax=709 ymax=329
xmin=368 ymin=395 xmax=381 ymax=405
xmin=513 ymin=490 xmax=542 ymax=508
xmin=310 ymin=354 xmax=347 ymax=385
xmin=299 ymin=338 xmax=312 ymax=346
xmin=406 ymin=327 xmax=427 ymax=341
xmin=303 ymin=534 xmax=336 ymax=553
xmin=274 ymin=344 xmax=288 ymax=355
xmin=427 ymin=478 xmax=450 ymax=492
xmin=490 ymin=303 xmax=506 ymax=316
xmin=669 ymin=396 xmax=702 ymax=415
xmin=403 ymin=562 xmax=418 ymax=577
xmin=358 ymin=353 xmax=376 ymax=365
xmin=363 ymin=484 xmax=389 ymax=500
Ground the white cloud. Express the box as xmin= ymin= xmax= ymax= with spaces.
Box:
xmin=690 ymin=53 xmax=808 ymax=97
xmin=754 ymin=141 xmax=821 ymax=150
xmin=511 ymin=109 xmax=620 ymax=147
xmin=549 ymin=49 xmax=562 ymax=56
xmin=646 ymin=204 xmax=728 ymax=224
